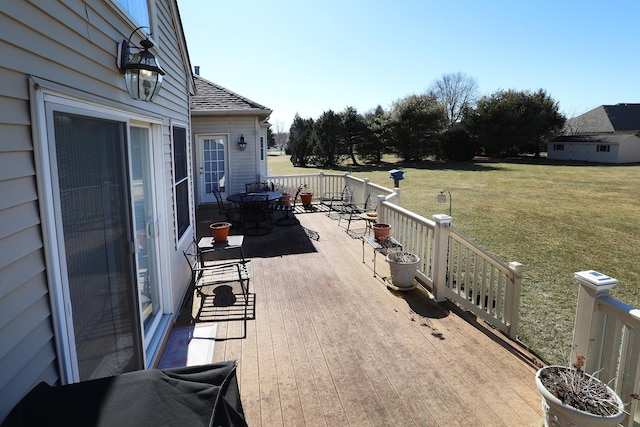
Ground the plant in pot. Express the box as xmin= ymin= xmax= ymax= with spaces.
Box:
xmin=535 ymin=351 xmax=626 ymax=426
xmin=210 ymin=222 xmax=231 ymax=243
xmin=300 ymin=186 xmax=313 ymax=206
xmin=385 ymin=249 xmax=419 ymax=289
xmin=372 ymin=223 xmax=391 ymax=242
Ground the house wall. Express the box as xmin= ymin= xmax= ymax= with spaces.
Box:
xmin=547 ymin=142 xmax=620 ymax=163
xmin=192 ymin=115 xmax=263 ymax=198
xmin=617 ymin=137 xmax=640 ymax=163
xmin=0 ymin=1 xmax=193 ymax=421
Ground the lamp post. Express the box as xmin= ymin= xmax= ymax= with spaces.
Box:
xmin=437 ymin=189 xmax=452 ymax=217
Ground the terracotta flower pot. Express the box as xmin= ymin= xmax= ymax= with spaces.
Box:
xmin=372 ymin=223 xmax=391 ymax=242
xmin=210 ymin=222 xmax=231 ymax=243
xmin=279 ymin=194 xmax=292 ymax=206
xmin=300 ymin=192 xmax=313 ymax=206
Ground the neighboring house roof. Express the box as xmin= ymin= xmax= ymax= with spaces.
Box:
xmin=191 ymin=74 xmax=272 ymax=119
xmin=567 ymin=103 xmax=640 ymax=134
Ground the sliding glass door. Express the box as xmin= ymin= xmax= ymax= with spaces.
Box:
xmin=52 ymin=112 xmax=143 ymax=380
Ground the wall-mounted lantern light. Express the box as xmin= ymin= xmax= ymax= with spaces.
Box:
xmin=117 ymin=27 xmax=165 ymax=102
xmin=238 ymin=134 xmax=247 ymax=150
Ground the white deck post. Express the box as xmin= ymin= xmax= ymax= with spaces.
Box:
xmin=572 ymin=270 xmax=617 ymax=372
xmin=318 ymin=171 xmax=325 ymax=199
xmin=432 ymin=214 xmax=452 ymax=302
xmin=506 ymin=262 xmax=523 ymax=340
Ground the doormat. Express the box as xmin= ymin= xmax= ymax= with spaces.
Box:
xmin=157 ymin=324 xmax=217 ymax=369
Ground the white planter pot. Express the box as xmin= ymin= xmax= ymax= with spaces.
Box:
xmin=385 ymin=253 xmax=419 ymax=288
xmin=535 ymin=366 xmax=625 ymax=427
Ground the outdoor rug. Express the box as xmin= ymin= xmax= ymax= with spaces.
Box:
xmin=157 ymin=324 xmax=217 ymax=369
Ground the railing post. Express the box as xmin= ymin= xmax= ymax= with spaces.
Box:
xmin=506 ymin=262 xmax=523 ymax=340
xmin=319 ymin=171 xmax=325 ymax=198
xmin=362 ymin=178 xmax=370 ymax=206
xmin=392 ymin=188 xmax=401 ymax=206
xmin=432 ymin=214 xmax=452 ymax=302
xmin=572 ymin=270 xmax=617 ymax=372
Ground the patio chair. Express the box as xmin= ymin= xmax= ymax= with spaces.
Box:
xmin=320 ymin=185 xmax=353 ymax=218
xmin=239 ymin=193 xmax=273 ymax=236
xmin=213 ymin=188 xmax=240 ymax=222
xmin=183 ymin=239 xmax=250 ymax=306
xmin=273 ymin=184 xmax=304 ymax=226
xmin=244 ymin=181 xmax=272 ymax=192
xmin=341 ymin=194 xmax=379 ymax=236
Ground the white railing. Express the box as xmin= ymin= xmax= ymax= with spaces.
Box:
xmin=378 ymin=197 xmax=522 ymax=339
xmin=267 ymin=171 xmax=522 ymax=338
xmin=572 ymin=271 xmax=640 ymax=426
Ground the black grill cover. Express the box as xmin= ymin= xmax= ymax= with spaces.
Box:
xmin=2 ymin=361 xmax=247 ymax=427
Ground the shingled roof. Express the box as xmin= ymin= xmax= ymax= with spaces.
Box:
xmin=568 ymin=103 xmax=640 ymax=133
xmin=191 ymin=74 xmax=271 ymax=118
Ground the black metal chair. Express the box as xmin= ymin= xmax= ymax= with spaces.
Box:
xmin=213 ymin=188 xmax=240 ymax=222
xmin=341 ymin=194 xmax=378 ymax=236
xmin=273 ymin=184 xmax=304 ymax=226
xmin=320 ymin=185 xmax=353 ymax=218
xmin=239 ymin=193 xmax=273 ymax=236
xmin=182 ymin=239 xmax=250 ymax=306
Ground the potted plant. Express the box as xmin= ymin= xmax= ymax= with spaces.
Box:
xmin=209 ymin=222 xmax=231 ymax=243
xmin=300 ymin=188 xmax=313 ymax=206
xmin=385 ymin=250 xmax=419 ymax=289
xmin=535 ymin=354 xmax=625 ymax=426
xmin=372 ymin=223 xmax=391 ymax=242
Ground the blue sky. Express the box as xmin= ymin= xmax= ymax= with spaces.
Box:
xmin=178 ymin=0 xmax=640 ymax=131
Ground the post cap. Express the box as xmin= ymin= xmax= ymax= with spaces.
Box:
xmin=574 ymin=270 xmax=618 ymax=290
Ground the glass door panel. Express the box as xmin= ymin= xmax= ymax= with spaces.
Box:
xmin=199 ymin=136 xmax=226 ymax=202
xmin=52 ymin=112 xmax=143 ymax=380
xmin=129 ymin=127 xmax=161 ymax=341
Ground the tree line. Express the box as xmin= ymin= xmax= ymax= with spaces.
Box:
xmin=287 ymin=72 xmax=566 ymax=166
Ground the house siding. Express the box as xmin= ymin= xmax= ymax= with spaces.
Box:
xmin=0 ymin=1 xmax=193 ymax=421
xmin=192 ymin=116 xmax=263 ymax=196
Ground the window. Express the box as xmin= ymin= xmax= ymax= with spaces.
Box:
xmin=260 ymin=136 xmax=265 ymax=160
xmin=114 ymin=0 xmax=150 ymax=28
xmin=173 ymin=126 xmax=190 ymax=239
xmin=597 ymin=144 xmax=610 ymax=152
xmin=553 ymin=144 xmax=564 ymax=151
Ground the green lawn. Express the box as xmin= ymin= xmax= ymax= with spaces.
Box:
xmin=267 ymin=153 xmax=640 ymax=364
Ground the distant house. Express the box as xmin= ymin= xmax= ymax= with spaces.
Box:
xmin=191 ymin=73 xmax=272 ymax=205
xmin=548 ymin=104 xmax=640 ymax=163
xmin=0 ymin=1 xmax=197 ymax=421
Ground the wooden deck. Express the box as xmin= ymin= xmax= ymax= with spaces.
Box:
xmin=175 ymin=205 xmax=543 ymax=426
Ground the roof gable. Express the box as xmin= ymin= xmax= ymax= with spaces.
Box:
xmin=191 ymin=75 xmax=271 ymax=116
xmin=568 ymin=103 xmax=640 ymax=133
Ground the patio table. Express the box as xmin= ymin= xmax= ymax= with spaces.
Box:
xmin=227 ymin=191 xmax=282 ymax=203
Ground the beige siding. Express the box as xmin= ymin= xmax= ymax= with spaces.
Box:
xmin=0 ymin=0 xmax=192 ymax=420
xmin=192 ymin=116 xmax=262 ymax=196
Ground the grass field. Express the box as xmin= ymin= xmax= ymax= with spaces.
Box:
xmin=267 ymin=153 xmax=640 ymax=364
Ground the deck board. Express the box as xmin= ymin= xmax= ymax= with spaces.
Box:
xmin=173 ymin=206 xmax=543 ymax=426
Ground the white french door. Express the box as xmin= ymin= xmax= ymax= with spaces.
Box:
xmin=197 ymin=135 xmax=228 ymax=204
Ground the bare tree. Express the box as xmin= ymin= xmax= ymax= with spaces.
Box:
xmin=429 ymin=72 xmax=479 ymax=128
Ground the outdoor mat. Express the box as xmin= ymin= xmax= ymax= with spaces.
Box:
xmin=158 ymin=324 xmax=217 ymax=369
